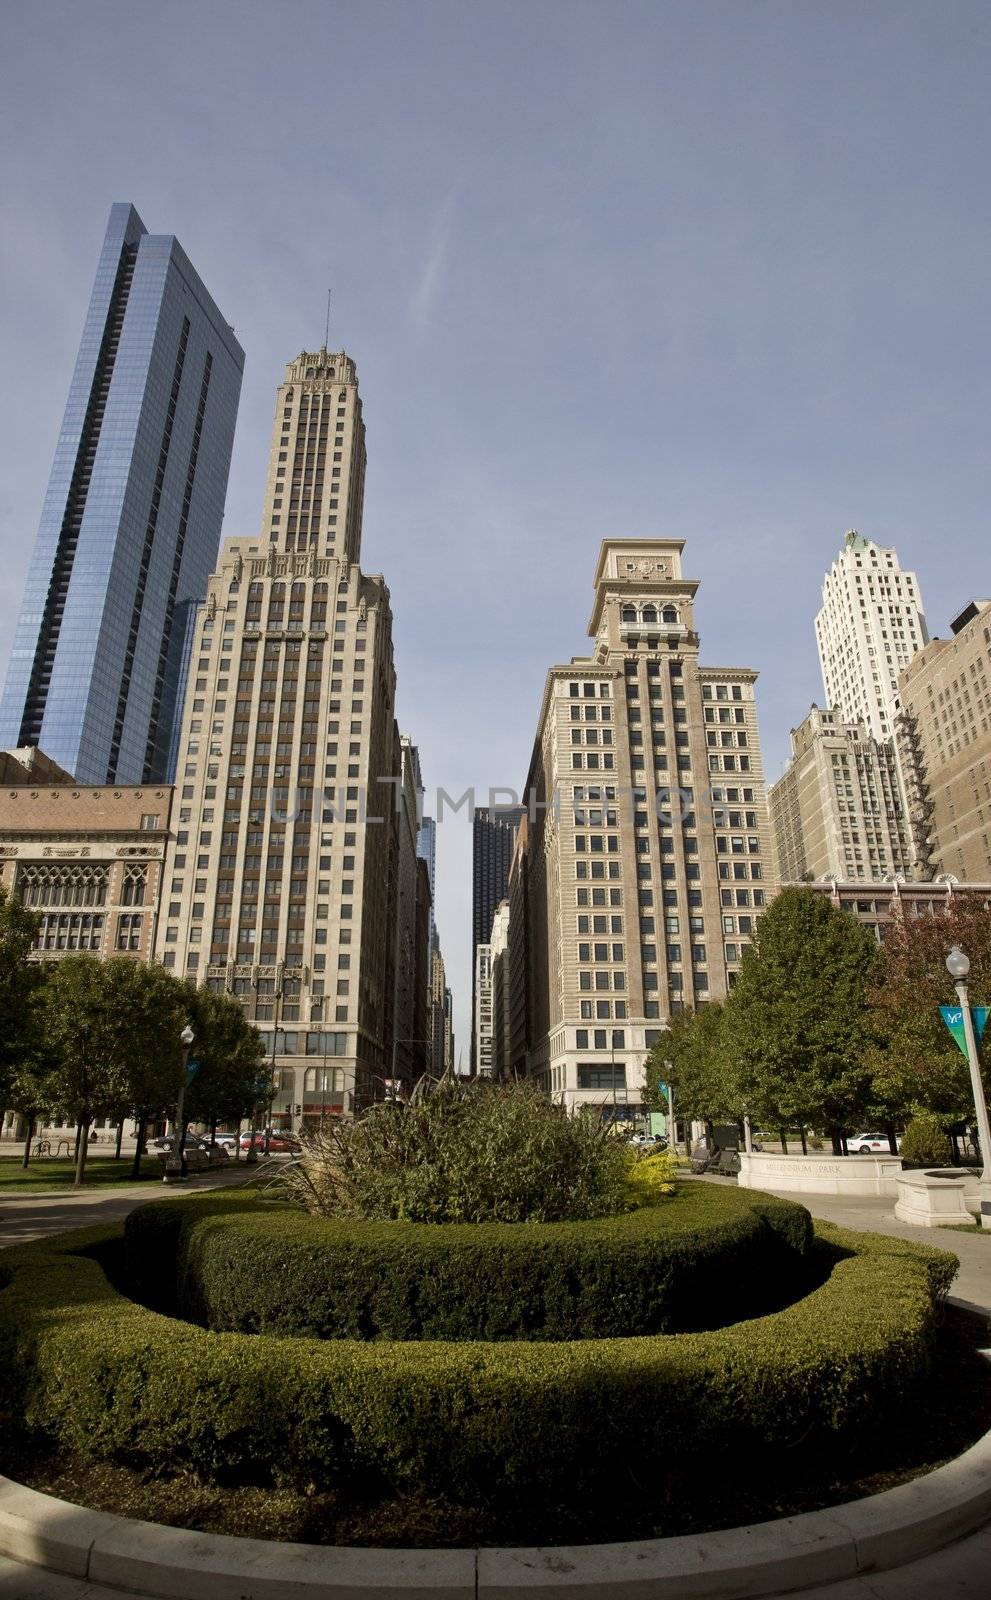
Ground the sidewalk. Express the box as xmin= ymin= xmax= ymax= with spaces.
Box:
xmin=0 ymin=1166 xmax=255 ymax=1249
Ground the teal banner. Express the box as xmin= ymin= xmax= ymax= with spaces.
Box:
xmin=939 ymin=1006 xmax=989 ymax=1058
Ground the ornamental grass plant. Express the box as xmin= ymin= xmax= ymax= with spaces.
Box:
xmin=282 ymin=1074 xmax=635 ymax=1223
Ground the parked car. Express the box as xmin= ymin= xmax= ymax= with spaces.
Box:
xmin=238 ymin=1131 xmax=302 ymax=1154
xmin=206 ymin=1132 xmax=239 ymax=1152
xmin=850 ymin=1132 xmax=900 ymax=1155
xmin=629 ymin=1132 xmax=667 ymax=1149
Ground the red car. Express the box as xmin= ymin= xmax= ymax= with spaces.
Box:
xmin=238 ymin=1131 xmax=301 ymax=1154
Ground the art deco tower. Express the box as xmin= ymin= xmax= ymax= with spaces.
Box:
xmin=815 ymin=531 xmax=928 ymax=741
xmin=156 ymin=350 xmax=407 ymax=1121
xmin=522 ymin=540 xmax=776 ymax=1116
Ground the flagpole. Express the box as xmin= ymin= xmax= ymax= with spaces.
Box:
xmin=945 ymin=945 xmax=991 ymax=1231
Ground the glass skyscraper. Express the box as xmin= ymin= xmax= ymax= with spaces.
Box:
xmin=0 ymin=202 xmax=244 ymax=783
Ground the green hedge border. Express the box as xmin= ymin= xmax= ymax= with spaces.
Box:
xmin=0 ymin=1203 xmax=957 ymax=1511
xmin=124 ymin=1184 xmax=815 ymax=1340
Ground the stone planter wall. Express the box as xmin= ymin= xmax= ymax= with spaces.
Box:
xmin=738 ymin=1151 xmax=902 ymax=1196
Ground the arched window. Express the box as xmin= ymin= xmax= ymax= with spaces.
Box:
xmin=641 ymin=607 xmax=657 ymax=625
xmin=662 ymin=607 xmax=678 ymax=625
xmin=621 ymin=607 xmax=637 ymax=624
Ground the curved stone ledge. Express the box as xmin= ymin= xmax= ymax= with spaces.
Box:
xmin=1 ymin=1421 xmax=990 ymax=1600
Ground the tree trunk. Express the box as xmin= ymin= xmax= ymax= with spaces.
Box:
xmin=210 ymin=1116 xmax=218 ymax=1148
xmin=840 ymin=1133 xmax=849 ymax=1156
xmin=830 ymin=1129 xmax=843 ymax=1155
xmin=779 ymin=1127 xmax=789 ymax=1154
xmin=21 ymin=1111 xmax=36 ymax=1169
xmin=74 ymin=1117 xmax=91 ymax=1188
xmin=950 ymin=1131 xmax=961 ymax=1167
xmin=74 ymin=1121 xmax=82 ymax=1160
xmin=799 ymin=1125 xmax=808 ymax=1155
xmin=885 ymin=1121 xmax=898 ymax=1155
xmin=130 ymin=1113 xmax=147 ymax=1180
xmin=115 ymin=1119 xmax=124 ymax=1160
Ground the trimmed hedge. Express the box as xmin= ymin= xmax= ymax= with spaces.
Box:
xmin=0 ymin=1211 xmax=956 ymax=1515
xmin=124 ymin=1184 xmax=815 ymax=1341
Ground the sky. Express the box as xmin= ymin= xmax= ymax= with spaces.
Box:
xmin=2 ymin=0 xmax=990 ymax=1053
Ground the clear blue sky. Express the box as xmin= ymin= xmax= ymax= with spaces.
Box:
xmin=2 ymin=1 xmax=989 ymax=1052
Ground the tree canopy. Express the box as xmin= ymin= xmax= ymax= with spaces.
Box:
xmin=867 ymin=897 xmax=991 ymax=1122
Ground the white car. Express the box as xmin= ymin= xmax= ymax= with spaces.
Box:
xmin=850 ymin=1132 xmax=900 ymax=1155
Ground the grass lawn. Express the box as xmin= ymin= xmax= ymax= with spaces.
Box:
xmin=0 ymin=1156 xmax=164 ymax=1191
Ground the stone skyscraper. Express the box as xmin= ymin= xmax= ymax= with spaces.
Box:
xmin=897 ymin=599 xmax=991 ymax=881
xmin=772 ymin=531 xmax=931 ymax=883
xmin=522 ymin=540 xmax=776 ymax=1116
xmin=815 ymin=531 xmax=927 ymax=742
xmin=0 ymin=202 xmax=243 ymax=783
xmin=769 ymin=707 xmax=913 ymax=883
xmin=156 ymin=348 xmax=410 ymax=1122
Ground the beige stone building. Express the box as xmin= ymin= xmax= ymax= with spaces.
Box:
xmin=154 ymin=349 xmax=408 ymax=1126
xmin=522 ymin=539 xmax=776 ymax=1118
xmin=474 ymin=940 xmax=494 ymax=1077
xmin=815 ymin=531 xmax=928 ymax=741
xmin=489 ymin=899 xmax=511 ymax=1080
xmin=896 ymin=600 xmax=991 ymax=881
xmin=428 ymin=938 xmax=449 ymax=1075
xmin=0 ymin=779 xmax=172 ymax=963
xmin=506 ymin=815 xmax=530 ymax=1079
xmin=769 ymin=706 xmax=914 ymax=884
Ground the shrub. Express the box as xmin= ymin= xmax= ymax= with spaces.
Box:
xmin=901 ymin=1112 xmax=953 ymax=1167
xmin=283 ymin=1075 xmax=633 ymax=1223
xmin=125 ymin=1184 xmax=814 ymax=1341
xmin=0 ymin=1218 xmax=956 ymax=1519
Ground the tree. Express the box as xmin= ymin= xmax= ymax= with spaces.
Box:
xmin=183 ymin=984 xmax=267 ymax=1138
xmin=867 ymin=896 xmax=991 ymax=1127
xmin=0 ymin=884 xmax=42 ymax=1110
xmin=644 ymin=1005 xmax=738 ymax=1133
xmin=39 ymin=956 xmax=127 ymax=1185
xmin=723 ymin=888 xmax=881 ymax=1150
xmin=97 ymin=961 xmax=190 ymax=1177
xmin=6 ymin=1011 xmax=55 ymax=1168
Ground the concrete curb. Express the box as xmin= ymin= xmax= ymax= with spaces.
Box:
xmin=1 ymin=1423 xmax=990 ymax=1600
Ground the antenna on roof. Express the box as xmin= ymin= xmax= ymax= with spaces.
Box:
xmin=324 ymin=288 xmax=331 ymax=351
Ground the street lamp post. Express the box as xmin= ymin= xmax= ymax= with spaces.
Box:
xmin=945 ymin=944 xmax=991 ymax=1231
xmin=164 ymin=1024 xmax=195 ymax=1184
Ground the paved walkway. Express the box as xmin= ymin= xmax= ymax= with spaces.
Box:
xmin=696 ymin=1173 xmax=991 ymax=1314
xmin=0 ymin=1164 xmax=275 ymax=1250
xmin=0 ymin=1176 xmax=989 ymax=1599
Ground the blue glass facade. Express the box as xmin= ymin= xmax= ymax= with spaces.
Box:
xmin=0 ymin=203 xmax=244 ymax=782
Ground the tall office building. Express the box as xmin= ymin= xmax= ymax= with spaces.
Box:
xmin=522 ymin=540 xmax=776 ymax=1116
xmin=896 ymin=600 xmax=991 ymax=881
xmin=156 ymin=348 xmax=403 ymax=1123
xmin=0 ymin=203 xmax=243 ymax=783
xmin=769 ymin=706 xmax=913 ymax=883
xmin=417 ymin=813 xmax=437 ymax=943
xmin=814 ymin=531 xmax=928 ymax=741
xmin=429 ymin=936 xmax=449 ymax=1075
xmin=471 ymin=803 xmax=523 ymax=1069
xmin=489 ymin=899 xmax=511 ymax=1079
xmin=392 ymin=735 xmax=426 ymax=1084
xmin=474 ymin=942 xmax=494 ymax=1077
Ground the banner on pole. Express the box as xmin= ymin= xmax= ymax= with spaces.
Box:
xmin=939 ymin=1006 xmax=989 ymax=1058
